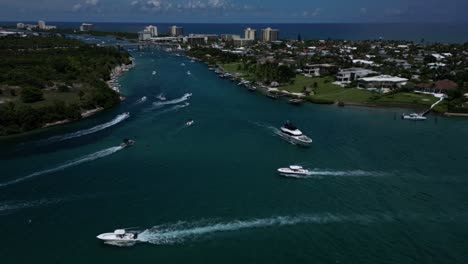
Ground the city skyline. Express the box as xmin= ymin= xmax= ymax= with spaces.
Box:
xmin=0 ymin=0 xmax=467 ymax=23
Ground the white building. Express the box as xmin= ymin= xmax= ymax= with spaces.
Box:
xmin=336 ymin=68 xmax=377 ymax=83
xmin=261 ymin=27 xmax=279 ymax=42
xmin=145 ymin=25 xmax=158 ymax=37
xmin=138 ymin=31 xmax=152 ymax=41
xmin=80 ymin=23 xmax=94 ymax=32
xmin=244 ymin=28 xmax=256 ymax=40
xmin=16 ymin=23 xmax=25 ymax=29
xmin=358 ymin=75 xmax=408 ymax=93
xmin=169 ymin=25 xmax=184 ymax=37
xmin=38 ymin=20 xmax=46 ymax=30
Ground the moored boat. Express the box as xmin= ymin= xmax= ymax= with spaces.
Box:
xmin=401 ymin=113 xmax=427 ymax=121
xmin=289 ymin=99 xmax=304 ymax=105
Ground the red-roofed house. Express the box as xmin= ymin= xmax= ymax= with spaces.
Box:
xmin=415 ymin=79 xmax=458 ymax=94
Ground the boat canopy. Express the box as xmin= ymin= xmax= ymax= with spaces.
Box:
xmin=284 ymin=121 xmax=297 ymax=131
xmin=114 ymin=229 xmax=126 ymax=235
xmin=290 ymin=165 xmax=303 ymax=170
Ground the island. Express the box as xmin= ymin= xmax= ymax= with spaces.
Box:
xmin=0 ymin=35 xmax=133 ymax=136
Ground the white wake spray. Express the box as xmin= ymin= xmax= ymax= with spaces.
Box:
xmin=152 ymin=93 xmax=192 ymax=107
xmin=137 ymin=213 xmax=386 ymax=245
xmin=0 ymin=146 xmax=124 ymax=188
xmin=45 ymin=113 xmax=130 ymax=142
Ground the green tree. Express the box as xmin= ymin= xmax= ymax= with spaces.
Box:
xmin=20 ymin=87 xmax=43 ymax=103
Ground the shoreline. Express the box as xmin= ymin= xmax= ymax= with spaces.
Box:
xmin=40 ymin=60 xmax=135 ymax=130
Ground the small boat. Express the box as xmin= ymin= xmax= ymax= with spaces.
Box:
xmin=121 ymin=138 xmax=135 ymax=148
xmin=289 ymin=99 xmax=304 ymax=105
xmin=248 ymin=86 xmax=257 ymax=91
xmin=181 ymin=63 xmax=186 ymax=66
xmin=152 ymin=70 xmax=157 ymax=75
xmin=186 ymin=119 xmax=195 ymax=126
xmin=97 ymin=229 xmax=139 ymax=244
xmin=401 ymin=113 xmax=427 ymax=121
xmin=278 ymin=165 xmax=311 ymax=177
xmin=279 ymin=121 xmax=312 ymax=146
xmin=187 ymin=71 xmax=191 ymax=75
xmin=190 ymin=60 xmax=195 ymax=63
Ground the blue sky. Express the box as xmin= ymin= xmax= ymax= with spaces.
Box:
xmin=1 ymin=0 xmax=466 ymax=23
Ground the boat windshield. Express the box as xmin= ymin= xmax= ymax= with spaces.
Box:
xmin=284 ymin=121 xmax=297 ymax=130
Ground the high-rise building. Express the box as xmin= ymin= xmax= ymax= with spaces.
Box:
xmin=244 ymin=28 xmax=256 ymax=40
xmin=261 ymin=27 xmax=279 ymax=42
xmin=169 ymin=25 xmax=184 ymax=37
xmin=145 ymin=25 xmax=158 ymax=37
xmin=38 ymin=20 xmax=46 ymax=30
xmin=80 ymin=23 xmax=94 ymax=32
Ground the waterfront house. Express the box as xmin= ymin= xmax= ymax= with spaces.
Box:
xmin=336 ymin=68 xmax=377 ymax=83
xmin=415 ymin=80 xmax=458 ymax=94
xmin=303 ymin=64 xmax=338 ymax=77
xmin=357 ymin=75 xmax=408 ymax=93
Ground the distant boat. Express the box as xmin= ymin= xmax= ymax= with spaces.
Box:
xmin=186 ymin=119 xmax=195 ymax=126
xmin=181 ymin=63 xmax=186 ymax=66
xmin=248 ymin=86 xmax=257 ymax=92
xmin=289 ymin=99 xmax=304 ymax=105
xmin=187 ymin=71 xmax=191 ymax=75
xmin=267 ymin=93 xmax=279 ymax=99
xmin=156 ymin=93 xmax=166 ymax=101
xmin=97 ymin=229 xmax=139 ymax=244
xmin=278 ymin=165 xmax=311 ymax=177
xmin=121 ymin=138 xmax=135 ymax=148
xmin=401 ymin=113 xmax=427 ymax=121
xmin=152 ymin=70 xmax=156 ymax=75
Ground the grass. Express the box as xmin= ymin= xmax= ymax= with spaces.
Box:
xmin=221 ymin=63 xmax=256 ymax=80
xmin=0 ymin=88 xmax=84 ymax=107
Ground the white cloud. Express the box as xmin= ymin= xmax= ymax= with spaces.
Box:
xmin=72 ymin=0 xmax=100 ymax=12
xmin=302 ymin=8 xmax=322 ymax=17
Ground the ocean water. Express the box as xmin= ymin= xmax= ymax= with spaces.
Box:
xmin=3 ymin=22 xmax=468 ymax=43
xmin=1 ymin=41 xmax=468 ymax=263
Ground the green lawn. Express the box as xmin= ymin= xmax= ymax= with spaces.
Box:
xmin=0 ymin=88 xmax=83 ymax=107
xmin=221 ymin=63 xmax=256 ymax=80
xmin=280 ymin=75 xmax=440 ymax=106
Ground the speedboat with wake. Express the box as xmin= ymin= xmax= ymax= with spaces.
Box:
xmin=186 ymin=119 xmax=195 ymax=126
xmin=278 ymin=165 xmax=311 ymax=177
xmin=97 ymin=229 xmax=139 ymax=244
xmin=121 ymin=138 xmax=135 ymax=148
xmin=157 ymin=94 xmax=167 ymax=101
xmin=279 ymin=121 xmax=312 ymax=146
xmin=401 ymin=113 xmax=427 ymax=121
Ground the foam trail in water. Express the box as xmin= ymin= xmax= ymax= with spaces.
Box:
xmin=138 ymin=214 xmax=384 ymax=245
xmin=45 ymin=113 xmax=130 ymax=143
xmin=0 ymin=198 xmax=63 ymax=214
xmin=152 ymin=93 xmax=192 ymax=107
xmin=145 ymin=102 xmax=190 ymax=114
xmin=0 ymin=146 xmax=124 ymax=188
xmin=135 ymin=96 xmax=147 ymax=104
xmin=308 ymin=169 xmax=388 ymax=177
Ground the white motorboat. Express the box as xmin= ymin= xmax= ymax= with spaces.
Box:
xmin=401 ymin=113 xmax=427 ymax=121
xmin=278 ymin=165 xmax=311 ymax=177
xmin=186 ymin=119 xmax=195 ymax=126
xmin=97 ymin=229 xmax=139 ymax=243
xmin=152 ymin=70 xmax=157 ymax=75
xmin=181 ymin=63 xmax=186 ymax=66
xmin=187 ymin=71 xmax=192 ymax=75
xmin=279 ymin=121 xmax=312 ymax=146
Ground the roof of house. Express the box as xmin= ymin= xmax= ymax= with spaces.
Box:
xmin=359 ymin=75 xmax=408 ymax=83
xmin=434 ymin=79 xmax=458 ymax=90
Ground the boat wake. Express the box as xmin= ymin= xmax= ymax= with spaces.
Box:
xmin=137 ymin=213 xmax=388 ymax=245
xmin=44 ymin=113 xmax=130 ymax=143
xmin=152 ymin=93 xmax=192 ymax=108
xmin=135 ymin=96 xmax=147 ymax=104
xmin=0 ymin=146 xmax=124 ymax=188
xmin=308 ymin=169 xmax=389 ymax=177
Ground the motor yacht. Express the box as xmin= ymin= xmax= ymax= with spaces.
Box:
xmin=401 ymin=113 xmax=427 ymax=121
xmin=97 ymin=229 xmax=139 ymax=243
xmin=279 ymin=121 xmax=312 ymax=146
xmin=278 ymin=165 xmax=311 ymax=177
xmin=186 ymin=119 xmax=195 ymax=126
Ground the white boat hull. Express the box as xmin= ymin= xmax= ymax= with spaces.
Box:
xmin=279 ymin=132 xmax=312 ymax=146
xmin=97 ymin=233 xmax=138 ymax=243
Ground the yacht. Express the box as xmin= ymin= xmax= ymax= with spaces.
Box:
xmin=279 ymin=121 xmax=312 ymax=146
xmin=278 ymin=165 xmax=311 ymax=177
xmin=97 ymin=229 xmax=139 ymax=243
xmin=187 ymin=71 xmax=192 ymax=75
xmin=152 ymin=70 xmax=156 ymax=75
xmin=401 ymin=113 xmax=427 ymax=121
xmin=121 ymin=138 xmax=135 ymax=148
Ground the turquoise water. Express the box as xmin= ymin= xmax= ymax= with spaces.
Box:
xmin=1 ymin=48 xmax=468 ymax=263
